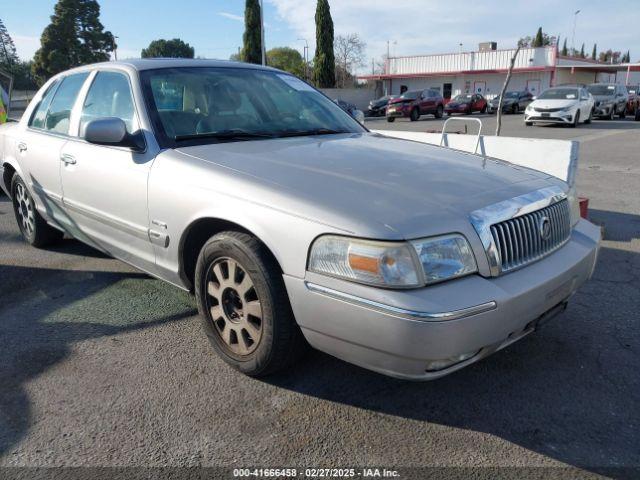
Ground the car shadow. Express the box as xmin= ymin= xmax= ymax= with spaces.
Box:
xmin=0 ymin=264 xmax=197 ymax=458
xmin=263 ymin=238 xmax=640 ymax=476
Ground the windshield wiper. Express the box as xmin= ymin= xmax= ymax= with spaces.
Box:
xmin=275 ymin=128 xmax=350 ymax=138
xmin=174 ymin=129 xmax=276 ymax=141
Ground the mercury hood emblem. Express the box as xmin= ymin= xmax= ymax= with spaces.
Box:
xmin=539 ymin=215 xmax=551 ymax=240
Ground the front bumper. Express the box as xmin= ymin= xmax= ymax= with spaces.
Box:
xmin=386 ymin=106 xmax=410 ymax=118
xmin=284 ymin=219 xmax=600 ymax=380
xmin=593 ymin=104 xmax=614 ymax=117
xmin=525 ymin=110 xmax=575 ymax=124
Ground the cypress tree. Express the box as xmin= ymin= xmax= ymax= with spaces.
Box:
xmin=561 ymin=39 xmax=568 ymax=56
xmin=241 ymin=0 xmax=262 ymax=64
xmin=32 ymin=0 xmax=113 ymax=84
xmin=592 ymin=44 xmax=597 ymax=60
xmin=579 ymin=43 xmax=585 ymax=58
xmin=533 ymin=27 xmax=543 ymax=48
xmin=313 ymin=0 xmax=335 ymax=88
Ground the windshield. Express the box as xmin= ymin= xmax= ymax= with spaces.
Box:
xmin=587 ymin=84 xmax=616 ymax=96
xmin=537 ymin=88 xmax=579 ymax=100
xmin=140 ymin=67 xmax=365 ymax=144
xmin=452 ymin=94 xmax=472 ymax=102
xmin=504 ymin=91 xmax=519 ymax=98
xmin=399 ymin=91 xmax=420 ymax=100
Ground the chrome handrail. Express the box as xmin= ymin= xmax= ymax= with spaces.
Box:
xmin=439 ymin=117 xmax=483 ymax=154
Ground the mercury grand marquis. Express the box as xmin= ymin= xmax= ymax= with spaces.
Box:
xmin=0 ymin=59 xmax=601 ymax=380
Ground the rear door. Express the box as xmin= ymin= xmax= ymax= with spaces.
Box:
xmin=59 ymin=69 xmax=158 ymax=271
xmin=16 ymin=73 xmax=89 ymax=223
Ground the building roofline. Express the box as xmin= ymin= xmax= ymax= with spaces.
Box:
xmin=358 ymin=66 xmax=554 ymax=81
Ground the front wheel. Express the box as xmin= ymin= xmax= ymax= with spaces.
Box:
xmin=11 ymin=174 xmax=63 ymax=247
xmin=195 ymin=231 xmax=306 ymax=377
xmin=481 ymin=104 xmax=487 ymax=114
xmin=386 ymin=116 xmax=395 ymax=123
xmin=434 ymin=105 xmax=444 ymax=119
xmin=585 ymin=108 xmax=593 ymax=124
xmin=618 ymin=105 xmax=626 ymax=119
xmin=410 ymin=108 xmax=420 ymax=121
xmin=569 ymin=110 xmax=580 ymax=128
xmin=525 ymin=121 xmax=533 ymax=126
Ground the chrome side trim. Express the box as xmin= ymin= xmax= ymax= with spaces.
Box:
xmin=305 ymin=282 xmax=497 ymax=322
xmin=469 ymin=185 xmax=568 ymax=277
xmin=63 ymin=198 xmax=149 ymax=241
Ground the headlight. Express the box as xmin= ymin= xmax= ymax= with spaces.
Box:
xmin=412 ymin=234 xmax=477 ymax=284
xmin=308 ymin=234 xmax=477 ymax=288
xmin=308 ymin=236 xmax=421 ymax=287
xmin=525 ymin=105 xmax=534 ymax=112
xmin=567 ymin=187 xmax=581 ymax=227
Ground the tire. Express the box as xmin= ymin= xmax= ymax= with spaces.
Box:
xmin=386 ymin=116 xmax=395 ymax=123
xmin=410 ymin=108 xmax=420 ymax=122
xmin=464 ymin=106 xmax=471 ymax=115
xmin=569 ymin=110 xmax=580 ymax=128
xmin=618 ymin=105 xmax=626 ymax=119
xmin=194 ymin=231 xmax=306 ymax=377
xmin=11 ymin=174 xmax=64 ymax=248
xmin=525 ymin=121 xmax=533 ymax=126
xmin=511 ymin=103 xmax=518 ymax=114
xmin=434 ymin=105 xmax=443 ymax=119
xmin=635 ymin=108 xmax=640 ymax=121
xmin=481 ymin=104 xmax=487 ymax=114
xmin=607 ymin=106 xmax=614 ymax=120
xmin=585 ymin=108 xmax=593 ymax=124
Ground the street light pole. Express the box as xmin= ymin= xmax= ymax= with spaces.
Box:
xmin=113 ymin=36 xmax=119 ymax=61
xmin=259 ymin=0 xmax=266 ymax=65
xmin=297 ymin=38 xmax=309 ymax=80
xmin=571 ymin=9 xmax=580 ymax=56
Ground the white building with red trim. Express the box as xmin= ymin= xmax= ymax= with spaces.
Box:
xmin=359 ymin=44 xmax=640 ymax=100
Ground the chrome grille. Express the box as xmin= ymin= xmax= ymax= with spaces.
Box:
xmin=490 ymin=200 xmax=570 ymax=273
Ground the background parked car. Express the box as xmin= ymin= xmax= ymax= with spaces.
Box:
xmin=487 ymin=90 xmax=533 ymax=114
xmin=444 ymin=93 xmax=487 ymax=116
xmin=367 ymin=95 xmax=395 ymax=117
xmin=386 ymin=89 xmax=444 ymax=122
xmin=524 ymin=86 xmax=594 ymax=127
xmin=587 ymin=83 xmax=628 ymax=119
xmin=625 ymin=85 xmax=639 ymax=116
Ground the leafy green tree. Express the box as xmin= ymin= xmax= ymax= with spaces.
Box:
xmin=241 ymin=0 xmax=262 ymax=64
xmin=313 ymin=0 xmax=335 ymax=88
xmin=266 ymin=47 xmax=304 ymax=77
xmin=0 ymin=18 xmax=19 ymax=69
xmin=141 ymin=38 xmax=194 ymax=58
xmin=592 ymin=44 xmax=597 ymax=60
xmin=561 ymin=39 xmax=568 ymax=56
xmin=32 ymin=0 xmax=114 ymax=84
xmin=532 ymin=27 xmax=544 ymax=47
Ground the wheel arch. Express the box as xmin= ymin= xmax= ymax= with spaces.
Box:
xmin=178 ymin=216 xmax=283 ymax=292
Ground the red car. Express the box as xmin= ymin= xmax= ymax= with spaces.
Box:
xmin=626 ymin=85 xmax=639 ymax=117
xmin=444 ymin=93 xmax=488 ymax=115
xmin=386 ymin=89 xmax=444 ymax=122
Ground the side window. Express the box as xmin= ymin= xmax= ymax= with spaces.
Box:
xmin=29 ymin=81 xmax=60 ymax=129
xmin=80 ymin=71 xmax=136 ymax=135
xmin=43 ymin=73 xmax=90 ymax=134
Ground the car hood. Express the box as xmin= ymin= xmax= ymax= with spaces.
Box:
xmin=530 ymin=99 xmax=577 ymax=109
xmin=176 ymin=133 xmax=561 ymax=239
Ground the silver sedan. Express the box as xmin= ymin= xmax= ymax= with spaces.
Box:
xmin=0 ymin=59 xmax=600 ymax=380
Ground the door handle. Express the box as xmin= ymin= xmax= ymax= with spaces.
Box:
xmin=60 ymin=154 xmax=77 ymax=165
xmin=18 ymin=142 xmax=27 ymax=153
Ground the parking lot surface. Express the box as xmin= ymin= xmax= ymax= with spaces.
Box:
xmin=0 ymin=114 xmax=638 ymax=476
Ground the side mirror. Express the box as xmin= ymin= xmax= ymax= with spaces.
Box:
xmin=84 ymin=117 xmax=144 ymax=151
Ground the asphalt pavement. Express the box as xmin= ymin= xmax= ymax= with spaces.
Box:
xmin=0 ymin=113 xmax=638 ymax=478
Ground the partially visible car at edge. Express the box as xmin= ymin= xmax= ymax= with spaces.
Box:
xmin=625 ymin=85 xmax=639 ymax=117
xmin=0 ymin=59 xmax=601 ymax=381
xmin=487 ymin=91 xmax=533 ymax=114
xmin=367 ymin=95 xmax=395 ymax=117
xmin=386 ymin=89 xmax=444 ymax=122
xmin=524 ymin=87 xmax=594 ymax=127
xmin=587 ymin=83 xmax=628 ymax=119
xmin=444 ymin=93 xmax=488 ymax=116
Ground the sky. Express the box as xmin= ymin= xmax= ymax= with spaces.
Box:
xmin=3 ymin=0 xmax=640 ymax=73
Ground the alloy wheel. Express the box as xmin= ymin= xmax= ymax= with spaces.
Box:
xmin=14 ymin=183 xmax=35 ymax=238
xmin=205 ymin=257 xmax=263 ymax=356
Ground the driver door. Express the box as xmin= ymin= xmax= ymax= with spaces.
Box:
xmin=59 ymin=70 xmax=158 ymax=272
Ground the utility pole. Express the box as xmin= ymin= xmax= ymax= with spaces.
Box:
xmin=259 ymin=0 xmax=266 ymax=65
xmin=298 ymin=38 xmax=308 ymax=80
xmin=571 ymin=10 xmax=580 ymax=56
xmin=113 ymin=36 xmax=119 ymax=61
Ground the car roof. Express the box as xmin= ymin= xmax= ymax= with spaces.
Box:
xmin=61 ymin=58 xmax=280 ymax=75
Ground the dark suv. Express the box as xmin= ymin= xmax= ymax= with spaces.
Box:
xmin=386 ymin=89 xmax=444 ymax=122
xmin=587 ymin=83 xmax=628 ymax=119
